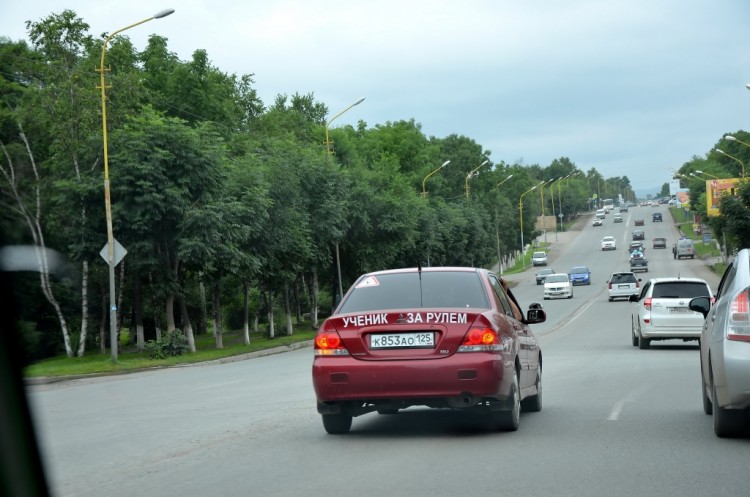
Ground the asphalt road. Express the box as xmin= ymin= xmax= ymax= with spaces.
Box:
xmin=27 ymin=206 xmax=748 ymax=497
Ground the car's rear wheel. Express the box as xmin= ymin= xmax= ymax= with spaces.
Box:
xmin=491 ymin=369 xmax=520 ymax=431
xmin=638 ymin=335 xmax=651 ymax=349
xmin=701 ymin=361 xmax=712 ymax=415
xmin=712 ymin=380 xmax=742 ymax=438
xmin=322 ymin=413 xmax=352 ymax=434
xmin=631 ymin=318 xmax=639 ymax=347
xmin=521 ymin=366 xmax=542 ymax=413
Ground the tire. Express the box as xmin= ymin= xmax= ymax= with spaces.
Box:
xmin=521 ymin=366 xmax=542 ymax=413
xmin=491 ymin=369 xmax=520 ymax=431
xmin=638 ymin=335 xmax=651 ymax=349
xmin=322 ymin=413 xmax=352 ymax=434
xmin=631 ymin=318 xmax=639 ymax=347
xmin=712 ymin=380 xmax=742 ymax=437
xmin=568 ymin=292 xmax=573 ymax=299
xmin=609 ymin=297 xmax=613 ymax=302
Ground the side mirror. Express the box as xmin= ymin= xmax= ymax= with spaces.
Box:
xmin=526 ymin=304 xmax=546 ymax=324
xmin=689 ymin=296 xmax=711 ymax=318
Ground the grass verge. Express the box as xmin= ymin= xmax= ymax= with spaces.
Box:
xmin=25 ymin=328 xmax=317 ymax=378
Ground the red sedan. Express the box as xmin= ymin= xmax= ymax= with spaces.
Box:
xmin=312 ymin=267 xmax=546 ymax=434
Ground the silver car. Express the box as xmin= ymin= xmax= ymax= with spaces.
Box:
xmin=689 ymin=248 xmax=750 ymax=437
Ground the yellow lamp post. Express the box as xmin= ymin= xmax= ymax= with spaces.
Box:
xmin=548 ymin=177 xmax=561 ymax=241
xmin=322 ymin=97 xmax=365 ymax=301
xmin=98 ymin=8 xmax=175 ymax=362
xmin=325 ymin=97 xmax=365 ymax=155
xmin=539 ymin=179 xmax=554 ymax=242
xmin=465 ymin=160 xmax=489 ymax=199
xmin=716 ymin=146 xmax=746 ymax=178
xmin=493 ymin=174 xmax=513 ymax=274
xmin=519 ymin=182 xmax=543 ymax=268
xmin=422 ymin=160 xmax=451 ymax=197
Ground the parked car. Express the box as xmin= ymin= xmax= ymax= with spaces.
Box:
xmin=607 ymin=272 xmax=641 ymax=301
xmin=593 ymin=218 xmax=603 ymax=227
xmin=629 ymin=277 xmax=713 ymax=350
xmin=569 ymin=266 xmax=591 ymax=285
xmin=312 ymin=266 xmax=546 ymax=434
xmin=532 ymin=251 xmax=548 ymax=266
xmin=613 ymin=213 xmax=623 ymax=223
xmin=689 ymin=248 xmax=750 ymax=437
xmin=673 ymin=238 xmax=695 ymax=259
xmin=653 ymin=237 xmax=667 ymax=249
xmin=535 ymin=267 xmax=556 ymax=285
xmin=634 ymin=219 xmax=644 ymax=226
xmin=543 ymin=273 xmax=573 ymax=300
xmin=652 ymin=212 xmax=663 ymax=222
xmin=632 ymin=230 xmax=645 ymax=240
xmin=601 ymin=236 xmax=617 ymax=251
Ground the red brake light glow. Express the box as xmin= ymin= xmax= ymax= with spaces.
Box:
xmin=728 ymin=288 xmax=750 ymax=342
xmin=458 ymin=327 xmax=505 ymax=352
xmin=314 ymin=329 xmax=349 ymax=356
xmin=644 ymin=297 xmax=652 ymax=311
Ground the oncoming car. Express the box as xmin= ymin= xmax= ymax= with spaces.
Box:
xmin=593 ymin=218 xmax=603 ymax=227
xmin=601 ymin=236 xmax=616 ymax=251
xmin=535 ymin=267 xmax=556 ymax=285
xmin=569 ymin=266 xmax=591 ymax=285
xmin=544 ymin=273 xmax=573 ymax=299
xmin=312 ymin=267 xmax=546 ymax=434
xmin=532 ymin=251 xmax=548 ymax=266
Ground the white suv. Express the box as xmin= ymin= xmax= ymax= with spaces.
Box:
xmin=629 ymin=277 xmax=713 ymax=349
xmin=607 ymin=272 xmax=640 ymax=301
xmin=601 ymin=236 xmax=616 ymax=251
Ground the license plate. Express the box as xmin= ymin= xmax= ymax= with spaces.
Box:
xmin=669 ymin=307 xmax=690 ymax=313
xmin=618 ymin=285 xmax=630 ymax=289
xmin=370 ymin=332 xmax=435 ymax=349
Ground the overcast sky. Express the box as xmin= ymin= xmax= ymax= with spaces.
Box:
xmin=2 ymin=1 xmax=750 ymax=194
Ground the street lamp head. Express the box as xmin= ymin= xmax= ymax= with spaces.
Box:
xmin=695 ymin=170 xmax=704 ymax=174
xmin=506 ymin=174 xmax=513 ymax=180
xmin=746 ymin=83 xmax=750 ymax=91
xmin=715 ymin=148 xmax=725 ymax=155
xmin=441 ymin=160 xmax=450 ymax=168
xmin=725 ymin=135 xmax=737 ymax=142
xmin=154 ymin=9 xmax=176 ymax=18
xmin=352 ymin=97 xmax=366 ymax=106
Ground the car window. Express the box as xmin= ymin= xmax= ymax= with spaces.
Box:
xmin=611 ymin=273 xmax=635 ymax=283
xmin=339 ymin=271 xmax=490 ymax=313
xmin=546 ymin=275 xmax=569 ymax=283
xmin=489 ymin=274 xmax=514 ymax=317
xmin=651 ymin=281 xmax=710 ymax=299
xmin=715 ymin=261 xmax=736 ymax=299
xmin=639 ymin=281 xmax=651 ymax=300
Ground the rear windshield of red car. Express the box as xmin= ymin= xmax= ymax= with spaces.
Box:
xmin=651 ymin=282 xmax=710 ymax=299
xmin=338 ymin=271 xmax=490 ymax=313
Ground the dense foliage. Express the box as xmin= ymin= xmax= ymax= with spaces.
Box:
xmin=2 ymin=10 xmax=702 ymax=363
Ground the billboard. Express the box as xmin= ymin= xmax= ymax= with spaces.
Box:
xmin=706 ymin=178 xmax=741 ymax=216
xmin=669 ymin=179 xmax=681 ymax=196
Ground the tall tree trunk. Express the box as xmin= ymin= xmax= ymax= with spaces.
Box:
xmin=165 ymin=294 xmax=176 ymax=332
xmin=308 ymin=269 xmax=319 ymax=328
xmin=179 ymin=293 xmax=196 ymax=352
xmin=149 ymin=272 xmax=162 ymax=340
xmin=213 ymin=281 xmax=223 ymax=349
xmin=242 ymin=277 xmax=250 ymax=345
xmin=266 ymin=290 xmax=275 ymax=339
xmin=1 ymin=132 xmax=73 ymax=356
xmin=283 ymin=283 xmax=293 ymax=336
xmin=294 ymin=275 xmax=303 ymax=324
xmin=133 ymin=275 xmax=145 ymax=351
xmin=76 ymin=259 xmax=89 ymax=357
xmin=198 ymin=272 xmax=207 ymax=335
xmin=99 ymin=282 xmax=107 ymax=354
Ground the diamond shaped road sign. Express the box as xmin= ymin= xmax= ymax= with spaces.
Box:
xmin=99 ymin=238 xmax=127 ymax=266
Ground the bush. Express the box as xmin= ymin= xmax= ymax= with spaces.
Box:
xmin=144 ymin=330 xmax=189 ymax=359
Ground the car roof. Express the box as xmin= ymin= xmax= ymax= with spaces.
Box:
xmin=570 ymin=266 xmax=589 ymax=271
xmin=645 ymin=277 xmax=708 ymax=284
xmin=362 ymin=266 xmax=480 ymax=277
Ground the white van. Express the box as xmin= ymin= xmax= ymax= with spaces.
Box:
xmin=673 ymin=238 xmax=695 ymax=259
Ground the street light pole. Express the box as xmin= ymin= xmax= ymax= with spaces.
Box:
xmin=539 ymin=179 xmax=553 ymax=243
xmin=324 ymin=97 xmax=366 ymax=302
xmin=325 ymin=97 xmax=365 ymax=155
xmin=465 ymin=159 xmax=488 ymax=199
xmin=715 ymin=149 xmax=745 ymax=177
xmin=98 ymin=8 xmax=174 ymax=362
xmin=519 ymin=183 xmax=541 ymax=268
xmin=422 ymin=160 xmax=451 ymax=197
xmin=493 ymin=174 xmax=513 ymax=274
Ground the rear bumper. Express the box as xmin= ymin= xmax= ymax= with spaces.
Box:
xmin=713 ymin=340 xmax=750 ymax=410
xmin=312 ymin=353 xmax=512 ymax=405
xmin=640 ymin=325 xmax=701 ymax=340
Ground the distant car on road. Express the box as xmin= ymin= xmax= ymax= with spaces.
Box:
xmin=653 ymin=237 xmax=667 ymax=249
xmin=632 ymin=230 xmax=645 ymax=240
xmin=629 ymin=276 xmax=712 ymax=350
xmin=619 ymin=205 xmax=629 ymax=212
xmin=673 ymin=238 xmax=695 ymax=259
xmin=535 ymin=267 xmax=555 ymax=285
xmin=569 ymin=266 xmax=591 ymax=285
xmin=593 ymin=218 xmax=603 ymax=227
xmin=634 ymin=218 xmax=644 ymax=226
xmin=531 ymin=251 xmax=548 ymax=266
xmin=652 ymin=212 xmax=663 ymax=222
xmin=601 ymin=236 xmax=616 ymax=251
xmin=613 ymin=213 xmax=623 ymax=223
xmin=689 ymin=248 xmax=750 ymax=437
xmin=607 ymin=272 xmax=641 ymax=302
xmin=543 ymin=273 xmax=573 ymax=300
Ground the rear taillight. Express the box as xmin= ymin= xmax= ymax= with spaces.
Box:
xmin=458 ymin=327 xmax=506 ymax=352
xmin=644 ymin=297 xmax=652 ymax=310
xmin=608 ymin=282 xmax=613 ymax=290
xmin=728 ymin=288 xmax=750 ymax=342
xmin=314 ymin=325 xmax=349 ymax=356
xmin=636 ymin=280 xmax=640 ymax=288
